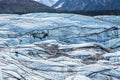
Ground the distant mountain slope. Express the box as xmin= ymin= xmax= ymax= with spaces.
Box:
xmin=52 ymin=0 xmax=65 ymax=8
xmin=53 ymin=0 xmax=120 ymax=11
xmin=0 ymin=0 xmax=56 ymax=14
xmin=34 ymin=0 xmax=58 ymax=6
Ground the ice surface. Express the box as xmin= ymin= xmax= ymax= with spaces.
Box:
xmin=0 ymin=13 xmax=120 ymax=80
xmin=65 ymin=75 xmax=91 ymax=80
xmin=0 ymin=13 xmax=119 ymax=45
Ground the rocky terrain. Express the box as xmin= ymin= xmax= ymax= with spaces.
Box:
xmin=0 ymin=13 xmax=120 ymax=80
xmin=0 ymin=0 xmax=56 ymax=14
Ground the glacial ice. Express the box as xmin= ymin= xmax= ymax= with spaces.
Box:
xmin=0 ymin=13 xmax=120 ymax=80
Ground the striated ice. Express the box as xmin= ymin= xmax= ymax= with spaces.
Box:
xmin=0 ymin=13 xmax=120 ymax=80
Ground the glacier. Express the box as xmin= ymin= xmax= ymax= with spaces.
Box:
xmin=0 ymin=13 xmax=120 ymax=80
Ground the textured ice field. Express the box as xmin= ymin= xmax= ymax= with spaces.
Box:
xmin=0 ymin=13 xmax=120 ymax=80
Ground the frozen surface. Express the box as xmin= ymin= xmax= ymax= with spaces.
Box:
xmin=0 ymin=13 xmax=120 ymax=46
xmin=0 ymin=13 xmax=120 ymax=80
